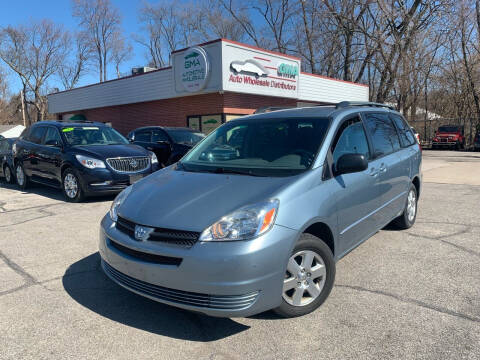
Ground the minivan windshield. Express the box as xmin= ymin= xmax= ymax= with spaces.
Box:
xmin=181 ymin=117 xmax=330 ymax=176
xmin=62 ymin=126 xmax=129 ymax=146
xmin=167 ymin=129 xmax=205 ymax=145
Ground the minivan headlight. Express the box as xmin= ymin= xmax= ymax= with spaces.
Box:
xmin=109 ymin=186 xmax=133 ymax=222
xmin=199 ymin=199 xmax=279 ymax=241
xmin=75 ymin=154 xmax=106 ymax=169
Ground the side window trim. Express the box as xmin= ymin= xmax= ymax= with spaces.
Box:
xmin=42 ymin=126 xmax=63 ymax=146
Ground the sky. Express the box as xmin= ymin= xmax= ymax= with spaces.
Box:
xmin=0 ymin=0 xmax=153 ymax=93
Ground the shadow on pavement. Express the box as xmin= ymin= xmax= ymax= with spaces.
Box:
xmin=62 ymin=252 xmax=250 ymax=341
xmin=0 ymin=181 xmax=116 ymax=203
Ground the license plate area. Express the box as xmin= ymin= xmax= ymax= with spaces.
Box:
xmin=129 ymin=174 xmax=144 ymax=184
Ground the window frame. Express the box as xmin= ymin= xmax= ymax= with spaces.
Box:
xmin=389 ymin=113 xmax=416 ymax=148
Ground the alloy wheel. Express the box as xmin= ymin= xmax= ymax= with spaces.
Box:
xmin=64 ymin=173 xmax=78 ymax=199
xmin=283 ymin=250 xmax=326 ymax=306
xmin=16 ymin=165 xmax=24 ymax=186
xmin=5 ymin=166 xmax=11 ymax=183
xmin=407 ymin=189 xmax=416 ymax=222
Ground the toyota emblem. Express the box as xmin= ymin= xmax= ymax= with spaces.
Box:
xmin=134 ymin=225 xmax=154 ymax=241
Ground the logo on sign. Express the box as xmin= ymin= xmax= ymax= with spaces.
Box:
xmin=134 ymin=225 xmax=154 ymax=241
xmin=181 ymin=46 xmax=209 ymax=92
xmin=278 ymin=63 xmax=298 ymax=78
xmin=230 ymin=59 xmax=268 ymax=78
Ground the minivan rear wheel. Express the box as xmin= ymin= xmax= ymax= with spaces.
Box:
xmin=393 ymin=184 xmax=417 ymax=229
xmin=273 ymin=233 xmax=335 ymax=318
xmin=4 ymin=165 xmax=14 ymax=184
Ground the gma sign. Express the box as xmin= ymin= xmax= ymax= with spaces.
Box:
xmin=181 ymin=46 xmax=210 ymax=92
xmin=278 ymin=63 xmax=299 ymax=78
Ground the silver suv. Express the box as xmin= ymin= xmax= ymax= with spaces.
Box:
xmin=99 ymin=102 xmax=422 ymax=318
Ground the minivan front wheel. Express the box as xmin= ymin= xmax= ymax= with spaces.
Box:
xmin=62 ymin=168 xmax=84 ymax=202
xmin=393 ymin=184 xmax=417 ymax=229
xmin=4 ymin=165 xmax=13 ymax=184
xmin=274 ymin=234 xmax=335 ymax=318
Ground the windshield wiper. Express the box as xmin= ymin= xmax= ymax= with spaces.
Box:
xmin=209 ymin=167 xmax=264 ymax=177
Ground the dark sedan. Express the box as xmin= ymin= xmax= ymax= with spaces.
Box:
xmin=127 ymin=127 xmax=205 ymax=167
xmin=0 ymin=137 xmax=17 ymax=183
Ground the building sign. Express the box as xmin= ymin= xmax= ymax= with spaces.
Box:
xmin=222 ymin=42 xmax=300 ymax=99
xmin=180 ymin=46 xmax=210 ymax=93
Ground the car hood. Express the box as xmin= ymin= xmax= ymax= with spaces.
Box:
xmin=118 ymin=166 xmax=296 ymax=231
xmin=71 ymin=144 xmax=149 ymax=159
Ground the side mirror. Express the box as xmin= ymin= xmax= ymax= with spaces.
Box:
xmin=334 ymin=153 xmax=368 ymax=176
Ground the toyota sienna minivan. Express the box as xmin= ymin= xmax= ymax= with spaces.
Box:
xmin=99 ymin=102 xmax=422 ymax=318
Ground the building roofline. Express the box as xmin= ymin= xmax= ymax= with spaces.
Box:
xmin=48 ymin=66 xmax=173 ymax=96
xmin=301 ymin=72 xmax=369 ymax=88
xmin=172 ymin=38 xmax=302 ymax=61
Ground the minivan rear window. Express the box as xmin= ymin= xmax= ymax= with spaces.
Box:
xmin=364 ymin=113 xmax=401 ymax=157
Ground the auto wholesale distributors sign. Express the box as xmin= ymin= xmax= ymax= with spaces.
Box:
xmin=222 ymin=41 xmax=300 ymax=99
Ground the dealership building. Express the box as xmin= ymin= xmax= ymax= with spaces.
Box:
xmin=48 ymin=38 xmax=369 ymax=134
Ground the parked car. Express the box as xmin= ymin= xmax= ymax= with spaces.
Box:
xmin=99 ymin=102 xmax=421 ymax=318
xmin=474 ymin=131 xmax=480 ymax=151
xmin=0 ymin=137 xmax=17 ymax=183
xmin=12 ymin=121 xmax=158 ymax=202
xmin=432 ymin=125 xmax=465 ymax=150
xmin=127 ymin=127 xmax=205 ymax=167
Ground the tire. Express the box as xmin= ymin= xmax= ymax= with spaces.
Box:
xmin=393 ymin=184 xmax=418 ymax=230
xmin=15 ymin=162 xmax=29 ymax=190
xmin=3 ymin=165 xmax=14 ymax=184
xmin=62 ymin=168 xmax=85 ymax=202
xmin=273 ymin=233 xmax=335 ymax=318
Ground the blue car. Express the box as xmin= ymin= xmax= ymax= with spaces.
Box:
xmin=12 ymin=121 xmax=158 ymax=202
xmin=0 ymin=137 xmax=17 ymax=183
xmin=99 ymin=102 xmax=422 ymax=318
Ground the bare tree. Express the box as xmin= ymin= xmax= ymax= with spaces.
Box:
xmin=72 ymin=0 xmax=124 ymax=82
xmin=111 ymin=33 xmax=132 ymax=78
xmin=58 ymin=32 xmax=90 ymax=90
xmin=0 ymin=20 xmax=68 ymax=122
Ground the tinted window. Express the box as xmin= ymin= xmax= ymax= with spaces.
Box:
xmin=166 ymin=129 xmax=204 ymax=145
xmin=364 ymin=113 xmax=401 ymax=156
xmin=135 ymin=130 xmax=152 ymax=142
xmin=29 ymin=126 xmax=47 ymax=144
xmin=332 ymin=118 xmax=370 ymax=164
xmin=43 ymin=127 xmax=62 ymax=146
xmin=0 ymin=140 xmax=8 ymax=152
xmin=438 ymin=126 xmax=461 ymax=133
xmin=152 ymin=130 xmax=168 ymax=142
xmin=391 ymin=114 xmax=416 ymax=147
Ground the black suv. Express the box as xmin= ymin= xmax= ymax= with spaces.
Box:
xmin=127 ymin=127 xmax=204 ymax=167
xmin=13 ymin=121 xmax=158 ymax=202
xmin=0 ymin=137 xmax=16 ymax=183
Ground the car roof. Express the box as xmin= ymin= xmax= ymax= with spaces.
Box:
xmin=235 ymin=104 xmax=398 ymax=122
xmin=33 ymin=120 xmax=106 ymax=128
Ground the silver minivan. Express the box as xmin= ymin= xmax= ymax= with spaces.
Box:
xmin=99 ymin=102 xmax=422 ymax=318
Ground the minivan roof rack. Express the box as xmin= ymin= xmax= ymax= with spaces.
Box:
xmin=335 ymin=101 xmax=395 ymax=110
xmin=254 ymin=106 xmax=295 ymax=114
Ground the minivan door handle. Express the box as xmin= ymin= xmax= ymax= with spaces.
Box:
xmin=369 ymin=168 xmax=379 ymax=177
xmin=379 ymin=163 xmax=387 ymax=173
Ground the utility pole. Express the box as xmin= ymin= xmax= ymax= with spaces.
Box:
xmin=20 ymin=90 xmax=26 ymax=127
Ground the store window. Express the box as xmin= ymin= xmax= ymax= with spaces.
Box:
xmin=188 ymin=117 xmax=200 ymax=132
xmin=201 ymin=115 xmax=222 ymax=134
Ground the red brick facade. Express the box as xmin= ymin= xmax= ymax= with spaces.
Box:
xmin=61 ymin=92 xmax=301 ymax=135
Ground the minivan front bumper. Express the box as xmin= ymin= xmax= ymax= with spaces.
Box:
xmin=99 ymin=215 xmax=298 ymax=317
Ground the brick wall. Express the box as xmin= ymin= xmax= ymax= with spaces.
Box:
xmin=61 ymin=92 xmax=305 ymax=134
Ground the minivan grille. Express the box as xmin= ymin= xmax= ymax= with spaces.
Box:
xmin=108 ymin=239 xmax=182 ymax=266
xmin=106 ymin=157 xmax=150 ymax=173
xmin=116 ymin=216 xmax=200 ymax=247
xmin=102 ymin=260 xmax=259 ymax=310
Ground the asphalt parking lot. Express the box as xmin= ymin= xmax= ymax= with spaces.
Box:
xmin=1 ymin=150 xmax=479 ymax=360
